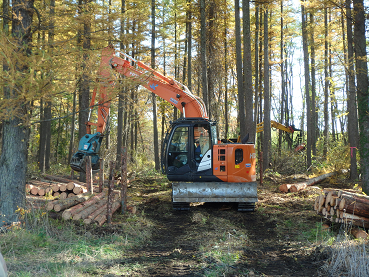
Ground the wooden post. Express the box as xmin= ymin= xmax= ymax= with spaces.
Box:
xmin=259 ymin=151 xmax=263 ymax=185
xmin=121 ymin=147 xmax=127 ymax=213
xmin=86 ymin=156 xmax=93 ymax=193
xmin=99 ymin=158 xmax=104 ymax=193
xmin=107 ymin=161 xmax=115 ymax=224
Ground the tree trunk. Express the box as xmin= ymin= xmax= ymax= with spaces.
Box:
xmin=279 ymin=1 xmax=285 ymax=155
xmin=187 ymin=0 xmax=192 ymax=92
xmin=243 ymin=0 xmax=254 ymax=142
xmin=254 ymin=4 xmax=259 ymax=130
xmin=39 ymin=100 xmax=46 ymax=172
xmin=353 ymin=0 xmax=369 ymax=193
xmin=78 ymin=0 xmax=92 ymax=182
xmin=223 ymin=8 xmax=229 ymax=139
xmin=207 ymin=2 xmax=215 ymax=121
xmin=262 ymin=7 xmax=271 ymax=172
xmin=151 ymin=0 xmax=160 ymax=171
xmin=301 ymin=1 xmax=311 ymax=168
xmin=234 ymin=0 xmax=245 ymax=138
xmin=323 ymin=7 xmax=329 ymax=158
xmin=310 ymin=12 xmax=317 ymax=157
xmin=200 ymin=0 xmax=209 ymax=115
xmin=346 ymin=0 xmax=359 ymax=180
xmin=0 ymin=0 xmax=34 ymax=226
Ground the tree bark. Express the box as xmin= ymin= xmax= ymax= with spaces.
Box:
xmin=279 ymin=1 xmax=285 ymax=155
xmin=323 ymin=7 xmax=329 ymax=158
xmin=262 ymin=7 xmax=271 ymax=172
xmin=301 ymin=1 xmax=311 ymax=168
xmin=0 ymin=0 xmax=34 ymax=226
xmin=243 ymin=0 xmax=254 ymax=142
xmin=310 ymin=12 xmax=317 ymax=157
xmin=353 ymin=0 xmax=369 ymax=194
xmin=234 ymin=0 xmax=245 ymax=138
xmin=78 ymin=0 xmax=92 ymax=182
xmin=200 ymin=0 xmax=209 ymax=114
xmin=345 ymin=0 xmax=359 ymax=180
xmin=151 ymin=0 xmax=160 ymax=171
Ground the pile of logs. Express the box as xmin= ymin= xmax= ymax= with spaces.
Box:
xmin=46 ymin=189 xmax=123 ymax=226
xmin=27 ymin=180 xmax=87 ymax=199
xmin=314 ymin=188 xmax=369 ymax=229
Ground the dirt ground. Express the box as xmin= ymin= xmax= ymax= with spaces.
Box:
xmin=84 ymin=173 xmax=354 ymax=277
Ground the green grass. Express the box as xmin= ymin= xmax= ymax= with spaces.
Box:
xmin=0 ymin=209 xmax=152 ymax=277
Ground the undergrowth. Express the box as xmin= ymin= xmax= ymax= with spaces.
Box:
xmin=0 ymin=207 xmax=153 ymax=277
xmin=319 ymin=224 xmax=369 ymax=277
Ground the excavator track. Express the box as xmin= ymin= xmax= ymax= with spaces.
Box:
xmin=237 ymin=202 xmax=256 ymax=212
xmin=172 ymin=202 xmax=190 ymax=211
xmin=172 ymin=182 xmax=257 ymax=211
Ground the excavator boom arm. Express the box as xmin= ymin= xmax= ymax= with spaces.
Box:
xmin=256 ymin=120 xmax=294 ymax=134
xmin=100 ymin=46 xmax=208 ymax=119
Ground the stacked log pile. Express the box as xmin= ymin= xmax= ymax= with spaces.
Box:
xmin=314 ymin=188 xmax=369 ymax=229
xmin=46 ymin=189 xmax=123 ymax=226
xmin=27 ymin=181 xmax=87 ymax=199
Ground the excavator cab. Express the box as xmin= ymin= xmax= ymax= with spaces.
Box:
xmin=161 ymin=118 xmax=218 ymax=181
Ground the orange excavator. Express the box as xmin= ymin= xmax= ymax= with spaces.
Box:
xmin=71 ymin=45 xmax=257 ymax=211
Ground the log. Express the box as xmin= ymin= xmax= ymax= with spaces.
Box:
xmin=94 ymin=200 xmax=121 ymax=226
xmin=84 ymin=198 xmax=134 ymax=224
xmin=59 ymin=192 xmax=68 ymax=199
xmin=73 ymin=184 xmax=87 ymax=195
xmin=337 ymin=189 xmax=366 ymax=198
xmin=46 ymin=200 xmax=59 ymax=211
xmin=317 ymin=194 xmax=325 ymax=213
xmin=28 ymin=180 xmax=52 ymax=187
xmin=326 ymin=191 xmax=338 ymax=207
xmin=83 ymin=202 xmax=109 ymax=224
xmin=62 ymin=190 xmax=107 ymax=220
xmin=338 ymin=194 xmax=369 ymax=218
xmin=38 ymin=188 xmax=46 ymax=196
xmin=339 ymin=212 xmax=369 ymax=228
xmin=334 ymin=198 xmax=341 ymax=209
xmin=29 ymin=186 xmax=39 ymax=195
xmin=45 ymin=187 xmax=52 ymax=195
xmin=351 ymin=228 xmax=368 ymax=239
xmin=314 ymin=196 xmax=319 ymax=211
xmin=42 ymin=174 xmax=85 ymax=185
xmin=59 ymin=184 xmax=67 ymax=192
xmin=330 ymin=196 xmax=338 ymax=207
xmin=73 ymin=201 xmax=106 ymax=221
xmin=53 ymin=193 xmax=92 ymax=212
xmin=72 ymin=196 xmax=111 ymax=221
xmin=279 ymin=184 xmax=292 ymax=193
xmin=66 ymin=182 xmax=76 ymax=191
xmin=290 ymin=183 xmax=308 ymax=192
xmin=52 ymin=184 xmax=60 ymax=192
xmin=280 ymin=172 xmax=336 ymax=193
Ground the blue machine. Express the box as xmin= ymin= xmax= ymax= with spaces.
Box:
xmin=70 ymin=132 xmax=104 ymax=172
